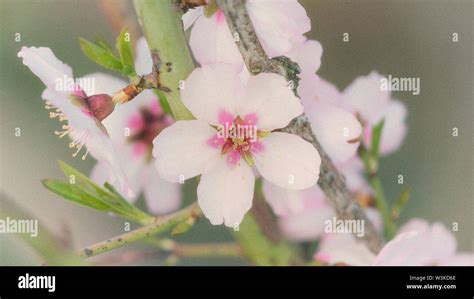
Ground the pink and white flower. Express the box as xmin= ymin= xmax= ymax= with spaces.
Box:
xmin=342 ymin=71 xmax=408 ymax=155
xmin=18 ymin=46 xmax=132 ymax=196
xmin=86 ymin=38 xmax=181 ymax=215
xmin=301 ymin=77 xmax=363 ymax=164
xmin=375 ymin=219 xmax=474 ymax=266
xmin=183 ymin=0 xmax=310 ymax=69
xmin=262 ymin=159 xmax=375 ymax=242
xmin=153 ymin=63 xmax=320 ymax=227
xmin=314 ymin=218 xmax=474 ymax=266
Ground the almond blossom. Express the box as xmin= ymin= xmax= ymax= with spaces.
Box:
xmin=262 ymin=158 xmax=376 ymax=242
xmin=153 ymin=63 xmax=320 ymax=227
xmin=18 ymin=46 xmax=133 ymax=197
xmin=183 ymin=0 xmax=310 ymax=69
xmin=342 ymin=71 xmax=408 ymax=155
xmin=314 ymin=218 xmax=474 ymax=266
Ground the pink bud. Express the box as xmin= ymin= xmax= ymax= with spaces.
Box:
xmin=86 ymin=94 xmax=115 ymax=121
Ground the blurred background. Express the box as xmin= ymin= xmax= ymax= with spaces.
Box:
xmin=0 ymin=0 xmax=472 ymax=265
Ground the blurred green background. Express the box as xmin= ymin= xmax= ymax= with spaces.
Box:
xmin=0 ymin=0 xmax=472 ymax=265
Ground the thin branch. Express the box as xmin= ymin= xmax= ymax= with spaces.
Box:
xmin=77 ymin=202 xmax=202 ymax=258
xmin=216 ymin=0 xmax=383 ymax=253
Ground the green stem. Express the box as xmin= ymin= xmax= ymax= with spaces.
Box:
xmin=369 ymin=176 xmax=396 ymax=240
xmin=78 ymin=202 xmax=201 ymax=258
xmin=133 ymin=0 xmax=195 ymax=121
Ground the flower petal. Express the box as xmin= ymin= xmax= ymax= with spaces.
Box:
xmin=286 ymin=39 xmax=323 ymax=77
xmin=152 ymin=120 xmax=220 ymax=182
xmin=182 ymin=64 xmax=243 ymax=125
xmin=18 ymin=46 xmax=73 ymax=89
xmin=189 ymin=13 xmax=243 ymax=68
xmin=182 ymin=6 xmax=204 ymax=31
xmin=143 ymin=167 xmax=182 ymax=215
xmin=197 ymin=158 xmax=255 ymax=227
xmin=255 ymin=132 xmax=320 ymax=190
xmin=279 ymin=206 xmax=334 ymax=241
xmin=134 ymin=37 xmax=152 ymax=76
xmin=316 ymin=234 xmax=375 ymax=266
xmin=342 ymin=71 xmax=391 ymax=124
xmin=247 ymin=0 xmax=310 ymax=57
xmin=238 ymin=73 xmax=303 ymax=131
xmin=379 ymin=100 xmax=407 ymax=155
xmin=305 ymin=101 xmax=361 ymax=163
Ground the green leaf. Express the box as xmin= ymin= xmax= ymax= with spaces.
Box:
xmin=79 ymin=38 xmax=123 ymax=72
xmin=116 ymin=29 xmax=136 ymax=77
xmin=391 ymin=189 xmax=411 ymax=221
xmin=370 ymin=119 xmax=385 ymax=160
xmin=42 ymin=179 xmax=109 ymax=211
xmin=43 ymin=161 xmax=154 ymax=225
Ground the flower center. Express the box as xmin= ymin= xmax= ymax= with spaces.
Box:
xmin=208 ymin=111 xmax=266 ymax=167
xmin=126 ymin=101 xmax=172 ymax=161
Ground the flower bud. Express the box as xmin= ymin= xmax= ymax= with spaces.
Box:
xmin=86 ymin=94 xmax=115 ymax=121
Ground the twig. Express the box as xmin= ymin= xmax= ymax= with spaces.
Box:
xmin=216 ymin=0 xmax=383 ymax=253
xmin=77 ymin=202 xmax=202 ymax=258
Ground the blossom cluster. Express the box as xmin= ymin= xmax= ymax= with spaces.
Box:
xmin=17 ymin=0 xmax=472 ymax=266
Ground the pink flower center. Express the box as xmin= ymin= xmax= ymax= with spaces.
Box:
xmin=208 ymin=110 xmax=265 ymax=167
xmin=127 ymin=100 xmax=172 ymax=160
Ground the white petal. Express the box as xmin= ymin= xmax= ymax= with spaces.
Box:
xmin=279 ymin=206 xmax=334 ymax=241
xmin=316 ymin=234 xmax=375 ymax=266
xmin=182 ymin=7 xmax=204 ymax=30
xmin=305 ymin=101 xmax=361 ymax=163
xmin=379 ymin=100 xmax=407 ymax=155
xmin=79 ymin=72 xmax=126 ymax=97
xmin=255 ymin=132 xmax=320 ymax=190
xmin=439 ymin=254 xmax=474 ymax=266
xmin=247 ymin=0 xmax=310 ymax=57
xmin=143 ymin=167 xmax=182 ymax=215
xmin=262 ymin=181 xmax=306 ymax=216
xmin=375 ymin=223 xmax=457 ymax=266
xmin=18 ymin=46 xmax=73 ymax=89
xmin=189 ymin=13 xmax=243 ymax=68
xmin=342 ymin=71 xmax=391 ymax=124
xmin=286 ymin=39 xmax=323 ymax=77
xmin=134 ymin=37 xmax=152 ymax=75
xmin=197 ymin=159 xmax=255 ymax=227
xmin=152 ymin=120 xmax=220 ymax=182
xmin=238 ymin=73 xmax=303 ymax=131
xmin=181 ymin=64 xmax=243 ymax=125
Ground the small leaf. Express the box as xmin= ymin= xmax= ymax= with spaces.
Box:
xmin=42 ymin=179 xmax=109 ymax=211
xmin=116 ymin=29 xmax=136 ymax=77
xmin=391 ymin=189 xmax=411 ymax=221
xmin=370 ymin=119 xmax=385 ymax=160
xmin=44 ymin=161 xmax=153 ymax=224
xmin=171 ymin=216 xmax=196 ymax=235
xmin=79 ymin=38 xmax=123 ymax=72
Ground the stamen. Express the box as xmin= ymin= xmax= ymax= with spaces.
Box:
xmin=54 ymin=130 xmax=68 ymax=138
xmin=81 ymin=148 xmax=89 ymax=160
xmin=72 ymin=142 xmax=84 ymax=157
